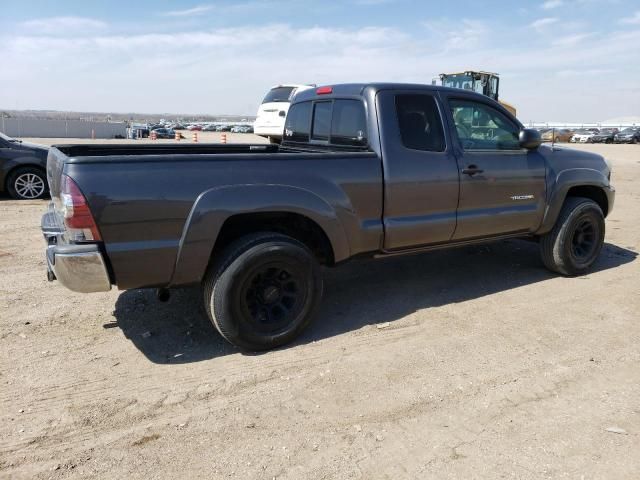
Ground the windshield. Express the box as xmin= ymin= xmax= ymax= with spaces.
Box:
xmin=262 ymin=87 xmax=295 ymax=103
xmin=442 ymin=75 xmax=475 ymax=92
xmin=620 ymin=128 xmax=636 ymax=134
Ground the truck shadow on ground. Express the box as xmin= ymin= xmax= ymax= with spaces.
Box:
xmin=114 ymin=239 xmax=637 ymax=364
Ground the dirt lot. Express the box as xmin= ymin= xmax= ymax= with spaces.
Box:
xmin=1 ymin=143 xmax=639 ymax=479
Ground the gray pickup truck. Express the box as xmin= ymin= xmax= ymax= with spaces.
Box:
xmin=42 ymin=83 xmax=615 ymax=350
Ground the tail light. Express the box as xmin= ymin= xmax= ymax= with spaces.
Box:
xmin=60 ymin=175 xmax=102 ymax=241
xmin=316 ymin=86 xmax=333 ymax=95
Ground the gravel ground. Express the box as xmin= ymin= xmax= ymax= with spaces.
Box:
xmin=1 ymin=143 xmax=639 ymax=479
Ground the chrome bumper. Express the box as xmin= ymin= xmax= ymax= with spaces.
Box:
xmin=45 ymin=244 xmax=111 ymax=293
xmin=42 ymin=204 xmax=111 ymax=293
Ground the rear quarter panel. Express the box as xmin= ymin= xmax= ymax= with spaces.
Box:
xmin=64 ymin=153 xmax=383 ymax=289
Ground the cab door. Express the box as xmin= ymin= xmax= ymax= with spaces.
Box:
xmin=443 ymin=95 xmax=547 ymax=240
xmin=377 ymin=90 xmax=460 ymax=250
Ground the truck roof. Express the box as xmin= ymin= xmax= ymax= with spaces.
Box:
xmin=293 ymin=82 xmax=479 ymax=103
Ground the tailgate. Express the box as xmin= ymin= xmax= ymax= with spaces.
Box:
xmin=258 ymin=102 xmax=286 ymax=126
xmin=46 ymin=147 xmax=68 ymax=199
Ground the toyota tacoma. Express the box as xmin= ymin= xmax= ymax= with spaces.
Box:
xmin=42 ymin=83 xmax=615 ymax=350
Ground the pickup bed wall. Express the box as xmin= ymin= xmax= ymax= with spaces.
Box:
xmin=64 ymin=152 xmax=383 ymax=289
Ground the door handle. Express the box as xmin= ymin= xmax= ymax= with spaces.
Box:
xmin=462 ymin=165 xmax=484 ymax=176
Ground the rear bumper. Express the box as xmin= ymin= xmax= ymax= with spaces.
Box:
xmin=253 ymin=124 xmax=283 ymax=138
xmin=42 ymin=204 xmax=111 ymax=293
xmin=46 ymin=244 xmax=112 ymax=293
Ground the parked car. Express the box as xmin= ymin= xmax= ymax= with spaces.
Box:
xmin=129 ymin=126 xmax=150 ymax=139
xmin=187 ymin=125 xmax=202 ymax=131
xmin=591 ymin=128 xmax=618 ymax=144
xmin=571 ymin=129 xmax=599 ymax=143
xmin=614 ymin=127 xmax=640 ymax=144
xmin=202 ymin=124 xmax=218 ymax=131
xmin=150 ymin=128 xmax=176 ymax=139
xmin=42 ymin=83 xmax=615 ymax=351
xmin=254 ymin=84 xmax=315 ymax=143
xmin=0 ymin=132 xmax=49 ymax=200
xmin=541 ymin=128 xmax=574 ymax=142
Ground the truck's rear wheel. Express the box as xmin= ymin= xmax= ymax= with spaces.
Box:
xmin=202 ymin=233 xmax=323 ymax=351
xmin=539 ymin=197 xmax=605 ymax=276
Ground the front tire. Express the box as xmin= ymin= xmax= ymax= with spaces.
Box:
xmin=539 ymin=197 xmax=605 ymax=276
xmin=6 ymin=167 xmax=48 ymax=200
xmin=202 ymin=233 xmax=323 ymax=351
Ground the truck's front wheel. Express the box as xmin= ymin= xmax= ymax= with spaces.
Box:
xmin=203 ymin=233 xmax=323 ymax=351
xmin=539 ymin=197 xmax=605 ymax=276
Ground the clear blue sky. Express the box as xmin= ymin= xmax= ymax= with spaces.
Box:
xmin=1 ymin=0 xmax=639 ymax=122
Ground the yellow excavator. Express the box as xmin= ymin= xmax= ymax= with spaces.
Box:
xmin=438 ymin=71 xmax=517 ymax=117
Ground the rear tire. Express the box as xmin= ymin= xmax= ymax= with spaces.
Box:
xmin=6 ymin=167 xmax=48 ymax=200
xmin=202 ymin=233 xmax=323 ymax=351
xmin=539 ymin=197 xmax=605 ymax=276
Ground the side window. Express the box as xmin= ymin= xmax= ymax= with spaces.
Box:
xmin=449 ymin=99 xmax=520 ymax=150
xmin=284 ymin=101 xmax=312 ymax=142
xmin=331 ymin=100 xmax=367 ymax=147
xmin=311 ymin=101 xmax=332 ymax=142
xmin=395 ymin=94 xmax=445 ymax=152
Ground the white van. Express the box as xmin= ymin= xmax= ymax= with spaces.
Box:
xmin=254 ymin=84 xmax=315 ymax=142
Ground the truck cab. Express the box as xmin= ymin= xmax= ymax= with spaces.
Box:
xmin=285 ymin=84 xmax=548 ymax=247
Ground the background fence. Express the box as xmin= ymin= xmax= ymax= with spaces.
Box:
xmin=1 ymin=117 xmax=127 ymax=138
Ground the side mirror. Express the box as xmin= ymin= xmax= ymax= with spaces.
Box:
xmin=519 ymin=128 xmax=541 ymax=150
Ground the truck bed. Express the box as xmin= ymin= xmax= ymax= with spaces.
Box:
xmin=53 ymin=143 xmax=279 ymax=159
xmin=46 ymin=143 xmax=384 ymax=289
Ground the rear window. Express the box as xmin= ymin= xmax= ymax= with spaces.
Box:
xmin=284 ymin=99 xmax=368 ymax=147
xmin=331 ymin=100 xmax=367 ymax=146
xmin=262 ymin=87 xmax=295 ymax=103
xmin=395 ymin=94 xmax=445 ymax=152
xmin=311 ymin=102 xmax=332 ymax=141
xmin=284 ymin=101 xmax=312 ymax=142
